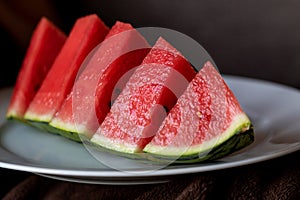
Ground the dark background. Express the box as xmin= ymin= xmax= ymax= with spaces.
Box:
xmin=1 ymin=0 xmax=300 ymax=89
xmin=0 ymin=0 xmax=300 ymax=197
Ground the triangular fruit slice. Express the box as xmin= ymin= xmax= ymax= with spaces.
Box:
xmin=143 ymin=61 xmax=254 ymax=163
xmin=49 ymin=21 xmax=150 ymax=140
xmin=91 ymin=37 xmax=197 ymax=153
xmin=6 ymin=17 xmax=67 ymax=121
xmin=24 ymin=14 xmax=109 ymax=130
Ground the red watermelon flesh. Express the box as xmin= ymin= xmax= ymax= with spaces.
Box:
xmin=49 ymin=21 xmax=150 ymax=138
xmin=24 ymin=14 xmax=109 ymax=124
xmin=143 ymin=61 xmax=252 ymax=160
xmin=6 ymin=17 xmax=66 ymax=120
xmin=91 ymin=37 xmax=197 ymax=153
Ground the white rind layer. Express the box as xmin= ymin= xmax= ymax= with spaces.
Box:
xmin=91 ymin=113 xmax=251 ymax=156
xmin=91 ymin=131 xmax=139 ymax=154
xmin=143 ymin=113 xmax=251 ymax=157
xmin=24 ymin=111 xmax=53 ymax=123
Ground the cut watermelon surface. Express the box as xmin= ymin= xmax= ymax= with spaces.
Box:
xmin=6 ymin=17 xmax=66 ymax=121
xmin=24 ymin=14 xmax=109 ymax=129
xmin=91 ymin=37 xmax=197 ymax=153
xmin=49 ymin=21 xmax=150 ymax=140
xmin=143 ymin=61 xmax=254 ymax=163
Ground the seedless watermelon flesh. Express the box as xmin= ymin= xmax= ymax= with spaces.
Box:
xmin=91 ymin=37 xmax=197 ymax=153
xmin=24 ymin=14 xmax=109 ymax=129
xmin=6 ymin=17 xmax=66 ymax=121
xmin=143 ymin=61 xmax=254 ymax=163
xmin=49 ymin=21 xmax=150 ymax=140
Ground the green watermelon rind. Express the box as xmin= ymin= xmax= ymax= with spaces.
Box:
xmin=91 ymin=132 xmax=142 ymax=154
xmin=90 ymin=113 xmax=254 ymax=164
xmin=21 ymin=112 xmax=82 ymax=142
xmin=49 ymin=119 xmax=82 ymax=140
xmin=89 ymin=123 xmax=253 ymax=164
xmin=24 ymin=111 xmax=53 ymax=124
xmin=145 ymin=125 xmax=254 ymax=164
xmin=49 ymin=118 xmax=93 ymax=140
xmin=6 ymin=114 xmax=28 ymax=124
xmin=44 ymin=124 xmax=81 ymax=142
xmin=25 ymin=119 xmax=81 ymax=142
xmin=82 ymin=137 xmax=150 ymax=161
xmin=143 ymin=114 xmax=254 ymax=164
xmin=143 ymin=113 xmax=251 ymax=156
xmin=84 ymin=128 xmax=253 ymax=165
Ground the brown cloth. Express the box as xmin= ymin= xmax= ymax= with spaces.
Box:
xmin=2 ymin=150 xmax=300 ymax=200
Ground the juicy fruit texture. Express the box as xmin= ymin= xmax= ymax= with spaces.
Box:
xmin=49 ymin=21 xmax=150 ymax=139
xmin=6 ymin=17 xmax=66 ymax=121
xmin=143 ymin=61 xmax=253 ymax=162
xmin=24 ymin=14 xmax=109 ymax=125
xmin=91 ymin=37 xmax=197 ymax=153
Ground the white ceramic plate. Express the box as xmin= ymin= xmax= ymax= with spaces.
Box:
xmin=0 ymin=75 xmax=300 ymax=185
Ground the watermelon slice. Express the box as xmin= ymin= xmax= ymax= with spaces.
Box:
xmin=91 ymin=37 xmax=197 ymax=153
xmin=6 ymin=17 xmax=66 ymax=121
xmin=143 ymin=61 xmax=254 ymax=163
xmin=49 ymin=21 xmax=150 ymax=140
xmin=24 ymin=14 xmax=109 ymax=130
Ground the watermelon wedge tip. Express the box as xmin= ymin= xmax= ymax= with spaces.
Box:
xmin=143 ymin=61 xmax=254 ymax=163
xmin=6 ymin=17 xmax=66 ymax=122
xmin=23 ymin=14 xmax=109 ymax=134
xmin=49 ymin=21 xmax=150 ymax=140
